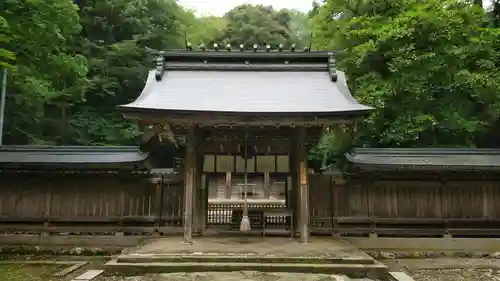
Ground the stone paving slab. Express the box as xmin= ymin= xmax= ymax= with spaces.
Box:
xmin=124 ymin=237 xmax=371 ymax=260
xmin=105 ymin=259 xmax=388 ymax=279
xmin=117 ymin=254 xmax=374 ymax=265
xmin=54 ymin=262 xmax=88 ymax=277
xmin=96 ymin=272 xmax=381 ymax=281
xmin=389 ymin=272 xmax=415 ymax=281
xmin=73 ymin=269 xmax=104 ymax=280
xmin=113 ymin=237 xmax=385 ymax=279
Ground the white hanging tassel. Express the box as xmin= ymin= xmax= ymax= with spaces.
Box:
xmin=240 ymin=214 xmax=251 ymax=232
xmin=240 ymin=130 xmax=251 ymax=232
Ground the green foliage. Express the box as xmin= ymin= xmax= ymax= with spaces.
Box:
xmin=312 ymin=0 xmax=500 ymax=155
xmin=67 ymin=0 xmax=188 ymax=145
xmin=2 ymin=0 xmax=500 ymax=165
xmin=486 ymin=0 xmax=500 ymax=27
xmin=182 ymin=11 xmax=228 ymax=45
xmin=0 ymin=16 xmax=15 ymax=68
xmin=3 ymin=0 xmax=88 ymax=144
xmin=2 ymin=0 xmax=500 ymax=168
xmin=217 ymin=5 xmax=311 ymax=48
xmin=309 ymin=128 xmax=352 ymax=170
xmin=2 ymin=1 xmax=311 ymax=146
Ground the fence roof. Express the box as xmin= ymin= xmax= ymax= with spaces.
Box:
xmin=0 ymin=146 xmax=150 ymax=171
xmin=346 ymin=148 xmax=500 ymax=171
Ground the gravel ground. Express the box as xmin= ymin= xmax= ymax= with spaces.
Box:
xmin=385 ymin=258 xmax=500 ymax=281
xmin=411 ymin=268 xmax=500 ymax=281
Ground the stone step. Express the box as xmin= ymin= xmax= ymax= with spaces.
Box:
xmin=116 ymin=254 xmax=375 ymax=265
xmin=105 ymin=259 xmax=389 ymax=279
xmin=113 ymin=273 xmax=377 ymax=281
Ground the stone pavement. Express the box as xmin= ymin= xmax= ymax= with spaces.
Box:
xmin=96 ymin=271 xmax=379 ymax=281
xmin=110 ymin=237 xmax=385 ymax=278
xmin=124 ymin=236 xmax=371 ymax=260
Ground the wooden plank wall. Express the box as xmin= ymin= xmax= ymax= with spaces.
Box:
xmin=309 ymin=176 xmax=500 ymax=236
xmin=0 ymin=176 xmax=184 ymax=234
xmin=1 ymin=174 xmax=500 ymax=236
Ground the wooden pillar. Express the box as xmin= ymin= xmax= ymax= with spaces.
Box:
xmin=225 ymin=172 xmax=232 ymax=199
xmin=264 ymin=172 xmax=271 ymax=199
xmin=183 ymin=126 xmax=197 ymax=244
xmin=289 ymin=131 xmax=299 ymax=237
xmin=200 ymin=174 xmax=207 ymax=234
xmin=43 ymin=184 xmax=52 ymax=236
xmin=297 ymin=127 xmax=309 ymax=244
xmin=153 ymin=175 xmax=163 ymax=235
xmin=193 ymin=141 xmax=204 ymax=234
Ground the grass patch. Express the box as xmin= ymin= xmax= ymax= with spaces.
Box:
xmin=0 ymin=264 xmax=65 ymax=281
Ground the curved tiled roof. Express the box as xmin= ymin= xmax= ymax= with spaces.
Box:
xmin=118 ymin=50 xmax=372 ymax=119
xmin=120 ymin=70 xmax=372 ymax=114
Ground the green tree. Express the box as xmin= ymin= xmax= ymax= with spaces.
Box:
xmin=0 ymin=16 xmax=15 ymax=68
xmin=3 ymin=0 xmax=88 ymax=144
xmin=69 ymin=0 xmax=187 ymax=145
xmin=1 ymin=0 xmax=189 ymax=145
xmin=311 ymin=0 xmax=500 ymax=153
xmin=286 ymin=10 xmax=312 ymax=47
xmin=182 ymin=11 xmax=228 ymax=46
xmin=489 ymin=0 xmax=500 ymax=27
xmin=219 ymin=4 xmax=310 ymax=48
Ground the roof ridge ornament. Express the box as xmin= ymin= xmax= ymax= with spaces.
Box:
xmin=154 ymin=43 xmax=338 ymax=53
xmin=154 ymin=51 xmax=165 ymax=81
xmin=328 ymin=54 xmax=338 ymax=82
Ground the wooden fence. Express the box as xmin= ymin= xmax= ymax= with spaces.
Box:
xmin=309 ymin=175 xmax=500 ymax=237
xmin=1 ymin=174 xmax=500 ymax=237
xmin=0 ymin=175 xmax=184 ymax=235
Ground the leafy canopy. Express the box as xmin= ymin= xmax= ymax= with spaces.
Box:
xmin=2 ymin=1 xmax=311 ymax=146
xmin=312 ymin=0 xmax=500 ymax=150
